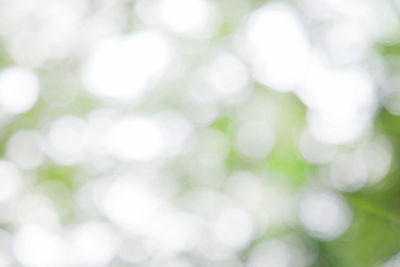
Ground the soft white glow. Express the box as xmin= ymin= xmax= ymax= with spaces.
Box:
xmin=156 ymin=111 xmax=192 ymax=155
xmin=224 ymin=171 xmax=265 ymax=209
xmin=297 ymin=54 xmax=376 ymax=145
xmin=6 ymin=130 xmax=43 ymax=169
xmin=158 ymin=0 xmax=216 ymax=36
xmin=329 ymin=154 xmax=368 ymax=192
xmin=106 ymin=116 xmax=165 ymax=161
xmin=181 ymin=188 xmax=230 ymax=219
xmin=212 ymin=207 xmax=254 ymax=250
xmin=0 ymin=161 xmax=23 ymax=202
xmin=0 ymin=251 xmax=11 ymax=267
xmin=197 ymin=232 xmax=234 ymax=260
xmin=247 ymin=240 xmax=308 ymax=267
xmin=145 ymin=210 xmax=200 ymax=255
xmin=46 ymin=116 xmax=87 ymax=165
xmin=244 ymin=3 xmax=310 ymax=91
xmin=299 ymin=0 xmax=398 ymax=40
xmin=360 ymin=136 xmax=392 ymax=184
xmin=263 ymin=188 xmax=294 ymax=226
xmin=13 ymin=225 xmax=64 ymax=267
xmin=83 ymin=30 xmax=171 ymax=102
xmin=84 ymin=109 xmax=119 ymax=170
xmin=235 ymin=121 xmax=275 ymax=159
xmin=298 ymin=0 xmax=350 ymax=20
xmin=0 ymin=230 xmax=12 ymax=267
xmin=307 ymin=111 xmax=369 ymax=144
xmin=299 ymin=190 xmax=351 ymax=240
xmin=118 ymin=238 xmax=148 ymax=263
xmin=298 ymin=63 xmax=376 ymax=115
xmin=161 ymin=258 xmax=195 ymax=267
xmin=322 ymin=21 xmax=371 ymax=64
xmin=102 ymin=178 xmax=160 ymax=233
xmin=200 ymin=51 xmax=250 ymax=101
xmin=136 ymin=0 xmax=217 ymax=38
xmin=190 ymin=155 xmax=226 ymax=188
xmin=299 ymin=130 xmax=337 ymax=164
xmin=15 ymin=194 xmax=60 ymax=227
xmin=0 ymin=0 xmax=86 ymax=67
xmin=41 ymin=73 xmax=78 ymax=107
xmin=187 ymin=129 xmax=230 ymax=187
xmin=68 ymin=222 xmax=118 ymax=266
xmin=0 ymin=67 xmax=39 ymax=114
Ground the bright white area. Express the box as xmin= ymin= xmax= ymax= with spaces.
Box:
xmin=67 ymin=221 xmax=118 ymax=266
xmin=193 ymin=51 xmax=250 ymax=103
xmin=0 ymin=161 xmax=23 ymax=202
xmin=46 ymin=116 xmax=87 ymax=165
xmin=106 ymin=116 xmax=166 ymax=161
xmin=83 ymin=30 xmax=172 ymax=102
xmin=235 ymin=121 xmax=275 ymax=160
xmin=329 ymin=154 xmax=368 ymax=192
xmin=13 ymin=224 xmax=64 ymax=267
xmin=6 ymin=130 xmax=43 ymax=169
xmin=299 ymin=190 xmax=351 ymax=240
xmin=136 ymin=0 xmax=218 ymax=37
xmin=212 ymin=207 xmax=254 ymax=250
xmin=0 ymin=67 xmax=39 ymax=114
xmin=244 ymin=3 xmax=310 ymax=91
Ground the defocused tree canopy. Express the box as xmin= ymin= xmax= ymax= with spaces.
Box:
xmin=0 ymin=0 xmax=400 ymax=266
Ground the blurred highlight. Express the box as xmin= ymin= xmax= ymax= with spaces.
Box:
xmin=0 ymin=0 xmax=399 ymax=266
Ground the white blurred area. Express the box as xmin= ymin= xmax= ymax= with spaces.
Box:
xmin=82 ymin=29 xmax=173 ymax=102
xmin=299 ymin=189 xmax=352 ymax=240
xmin=0 ymin=0 xmax=397 ymax=266
xmin=0 ymin=67 xmax=39 ymax=115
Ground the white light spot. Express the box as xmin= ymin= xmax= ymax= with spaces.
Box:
xmin=0 ymin=67 xmax=39 ymax=114
xmin=0 ymin=230 xmax=12 ymax=267
xmin=247 ymin=239 xmax=309 ymax=267
xmin=46 ymin=116 xmax=87 ymax=165
xmin=298 ymin=63 xmax=376 ymax=115
xmin=360 ymin=136 xmax=392 ymax=184
xmin=83 ymin=30 xmax=172 ymax=102
xmin=0 ymin=161 xmax=23 ymax=202
xmin=158 ymin=0 xmax=217 ymax=36
xmin=0 ymin=251 xmax=12 ymax=267
xmin=235 ymin=121 xmax=275 ymax=159
xmin=6 ymin=130 xmax=43 ymax=169
xmin=322 ymin=22 xmax=371 ymax=64
xmin=212 ymin=207 xmax=254 ymax=250
xmin=299 ymin=190 xmax=351 ymax=240
xmin=156 ymin=111 xmax=192 ymax=155
xmin=145 ymin=210 xmax=200 ymax=255
xmin=307 ymin=111 xmax=369 ymax=144
xmin=68 ymin=222 xmax=118 ymax=266
xmin=118 ymin=238 xmax=147 ymax=263
xmin=224 ymin=171 xmax=265 ymax=209
xmin=15 ymin=194 xmax=60 ymax=228
xmin=244 ymin=3 xmax=310 ymax=91
xmin=1 ymin=0 xmax=86 ymax=67
xmin=200 ymin=51 xmax=250 ymax=101
xmin=106 ymin=116 xmax=165 ymax=161
xmin=13 ymin=225 xmax=64 ymax=267
xmin=102 ymin=178 xmax=160 ymax=233
xmin=298 ymin=58 xmax=376 ymax=144
xmin=299 ymin=130 xmax=337 ymax=164
xmin=329 ymin=154 xmax=368 ymax=192
xmin=161 ymin=258 xmax=195 ymax=267
xmin=137 ymin=0 xmax=218 ymax=37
